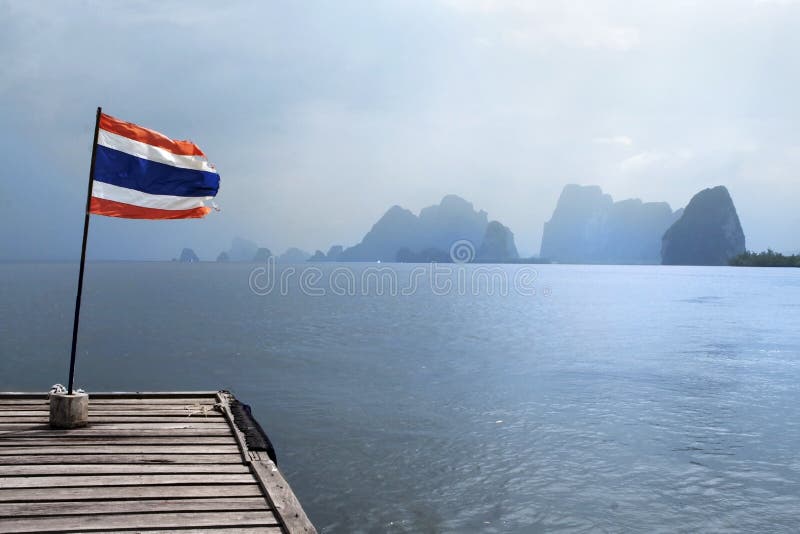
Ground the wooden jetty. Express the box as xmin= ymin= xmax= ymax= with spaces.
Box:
xmin=0 ymin=391 xmax=316 ymax=533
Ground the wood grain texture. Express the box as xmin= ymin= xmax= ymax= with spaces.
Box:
xmin=0 ymin=445 xmax=241 ymax=455
xmin=0 ymin=497 xmax=270 ymax=518
xmin=0 ymin=510 xmax=280 ymax=532
xmin=0 ymin=453 xmax=245 ymax=465
xmin=216 ymin=392 xmax=317 ymax=534
xmin=1 ymin=463 xmax=250 ymax=476
xmin=0 ymin=473 xmax=256 ymax=489
xmin=0 ymin=484 xmax=264 ymax=502
xmin=0 ymin=391 xmax=315 ymax=533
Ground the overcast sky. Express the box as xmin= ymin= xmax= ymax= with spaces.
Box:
xmin=1 ymin=0 xmax=798 ymax=260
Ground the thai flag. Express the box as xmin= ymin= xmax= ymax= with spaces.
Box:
xmin=90 ymin=113 xmax=220 ymax=219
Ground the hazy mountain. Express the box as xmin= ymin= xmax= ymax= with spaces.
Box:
xmin=277 ymin=247 xmax=311 ymax=263
xmin=308 ymin=245 xmax=345 ymax=262
xmin=253 ymin=248 xmax=272 ymax=262
xmin=662 ymin=186 xmax=745 ymax=266
xmin=477 ymin=221 xmax=519 ymax=261
xmin=540 ymin=184 xmax=681 ymax=264
xmin=179 ymin=248 xmax=199 ymax=263
xmin=339 ymin=195 xmax=489 ymax=262
xmin=228 ymin=237 xmax=259 ymax=262
xmin=216 ymin=251 xmax=230 ymax=262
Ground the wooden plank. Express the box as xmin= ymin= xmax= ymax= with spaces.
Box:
xmin=0 ymin=403 xmax=219 ymax=410
xmin=0 ymin=398 xmax=217 ymax=406
xmin=0 ymin=428 xmax=233 ymax=437
xmin=0 ymin=445 xmax=240 ymax=455
xmin=0 ymin=454 xmax=245 ymax=465
xmin=0 ymin=410 xmax=223 ymax=417
xmin=0 ymin=426 xmax=228 ymax=432
xmin=115 ymin=529 xmax=283 ymax=534
xmin=0 ymin=497 xmax=270 ymax=518
xmin=0 ymin=510 xmax=280 ymax=532
xmin=0 ymin=391 xmax=219 ymax=398
xmin=0 ymin=435 xmax=233 ymax=447
xmin=1 ymin=464 xmax=250 ymax=476
xmin=251 ymin=460 xmax=317 ymax=534
xmin=0 ymin=473 xmax=256 ymax=489
xmin=0 ymin=484 xmax=263 ymax=502
xmin=0 ymin=416 xmax=225 ymax=424
xmin=216 ymin=392 xmax=316 ymax=534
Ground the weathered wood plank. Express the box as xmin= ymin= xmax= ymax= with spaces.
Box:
xmin=1 ymin=464 xmax=250 ymax=476
xmin=114 ymin=529 xmax=283 ymax=534
xmin=0 ymin=510 xmax=280 ymax=532
xmin=0 ymin=454 xmax=245 ymax=465
xmin=0 ymin=473 xmax=256 ymax=489
xmin=98 ymin=529 xmax=283 ymax=534
xmin=0 ymin=410 xmax=223 ymax=417
xmin=216 ymin=392 xmax=316 ymax=534
xmin=0 ymin=445 xmax=240 ymax=455
xmin=0 ymin=398 xmax=217 ymax=406
xmin=0 ymin=416 xmax=225 ymax=424
xmin=251 ymin=460 xmax=317 ymax=534
xmin=0 ymin=497 xmax=270 ymax=518
xmin=0 ymin=427 xmax=231 ymax=443
xmin=0 ymin=428 xmax=233 ymax=437
xmin=0 ymin=403 xmax=218 ymax=410
xmin=0 ymin=423 xmax=231 ymax=433
xmin=0 ymin=435 xmax=232 ymax=447
xmin=0 ymin=391 xmax=218 ymax=398
xmin=0 ymin=484 xmax=263 ymax=502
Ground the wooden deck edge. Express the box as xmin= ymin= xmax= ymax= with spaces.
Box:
xmin=217 ymin=391 xmax=317 ymax=534
xmin=0 ymin=391 xmax=220 ymax=399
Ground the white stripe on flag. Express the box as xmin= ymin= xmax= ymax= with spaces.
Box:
xmin=92 ymin=181 xmax=209 ymax=211
xmin=97 ymin=129 xmax=217 ymax=173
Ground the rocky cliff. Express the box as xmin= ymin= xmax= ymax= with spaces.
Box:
xmin=179 ymin=248 xmax=199 ymax=263
xmin=477 ymin=221 xmax=519 ymax=261
xmin=661 ymin=186 xmax=745 ymax=265
xmin=540 ymin=184 xmax=681 ymax=264
xmin=277 ymin=247 xmax=310 ymax=263
xmin=339 ymin=195 xmax=489 ymax=262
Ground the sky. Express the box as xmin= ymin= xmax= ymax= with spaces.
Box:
xmin=1 ymin=0 xmax=798 ymax=260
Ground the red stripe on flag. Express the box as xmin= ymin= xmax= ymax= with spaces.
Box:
xmin=90 ymin=197 xmax=211 ymax=219
xmin=99 ymin=114 xmax=206 ymax=157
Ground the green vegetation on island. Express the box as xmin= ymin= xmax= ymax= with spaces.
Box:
xmin=729 ymin=250 xmax=800 ymax=267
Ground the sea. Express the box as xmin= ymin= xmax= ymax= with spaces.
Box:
xmin=1 ymin=262 xmax=799 ymax=533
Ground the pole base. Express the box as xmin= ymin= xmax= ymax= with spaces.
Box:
xmin=49 ymin=392 xmax=89 ymax=428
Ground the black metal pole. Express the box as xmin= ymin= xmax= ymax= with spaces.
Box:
xmin=68 ymin=106 xmax=102 ymax=395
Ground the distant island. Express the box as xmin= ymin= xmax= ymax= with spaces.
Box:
xmin=332 ymin=195 xmax=523 ymax=263
xmin=661 ymin=186 xmax=745 ymax=266
xmin=540 ymin=184 xmax=682 ymax=264
xmin=729 ymin=250 xmax=800 ymax=267
xmin=539 ymin=184 xmax=748 ymax=266
xmin=201 ymin=186 xmax=760 ymax=266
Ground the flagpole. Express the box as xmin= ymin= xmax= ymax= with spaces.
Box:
xmin=67 ymin=106 xmax=102 ymax=395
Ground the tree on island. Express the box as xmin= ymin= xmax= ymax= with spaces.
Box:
xmin=729 ymin=250 xmax=800 ymax=267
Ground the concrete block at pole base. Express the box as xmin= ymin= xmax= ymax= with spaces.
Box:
xmin=49 ymin=392 xmax=89 ymax=428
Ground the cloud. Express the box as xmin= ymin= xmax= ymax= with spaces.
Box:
xmin=619 ymin=150 xmax=693 ymax=174
xmin=593 ymin=136 xmax=633 ymax=146
xmin=440 ymin=0 xmax=640 ymax=51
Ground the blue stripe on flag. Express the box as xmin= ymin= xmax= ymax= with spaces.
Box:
xmin=94 ymin=145 xmax=220 ymax=198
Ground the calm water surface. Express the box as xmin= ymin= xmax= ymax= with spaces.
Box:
xmin=1 ymin=262 xmax=799 ymax=533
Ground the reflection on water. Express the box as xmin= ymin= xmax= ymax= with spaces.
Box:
xmin=1 ymin=263 xmax=799 ymax=532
